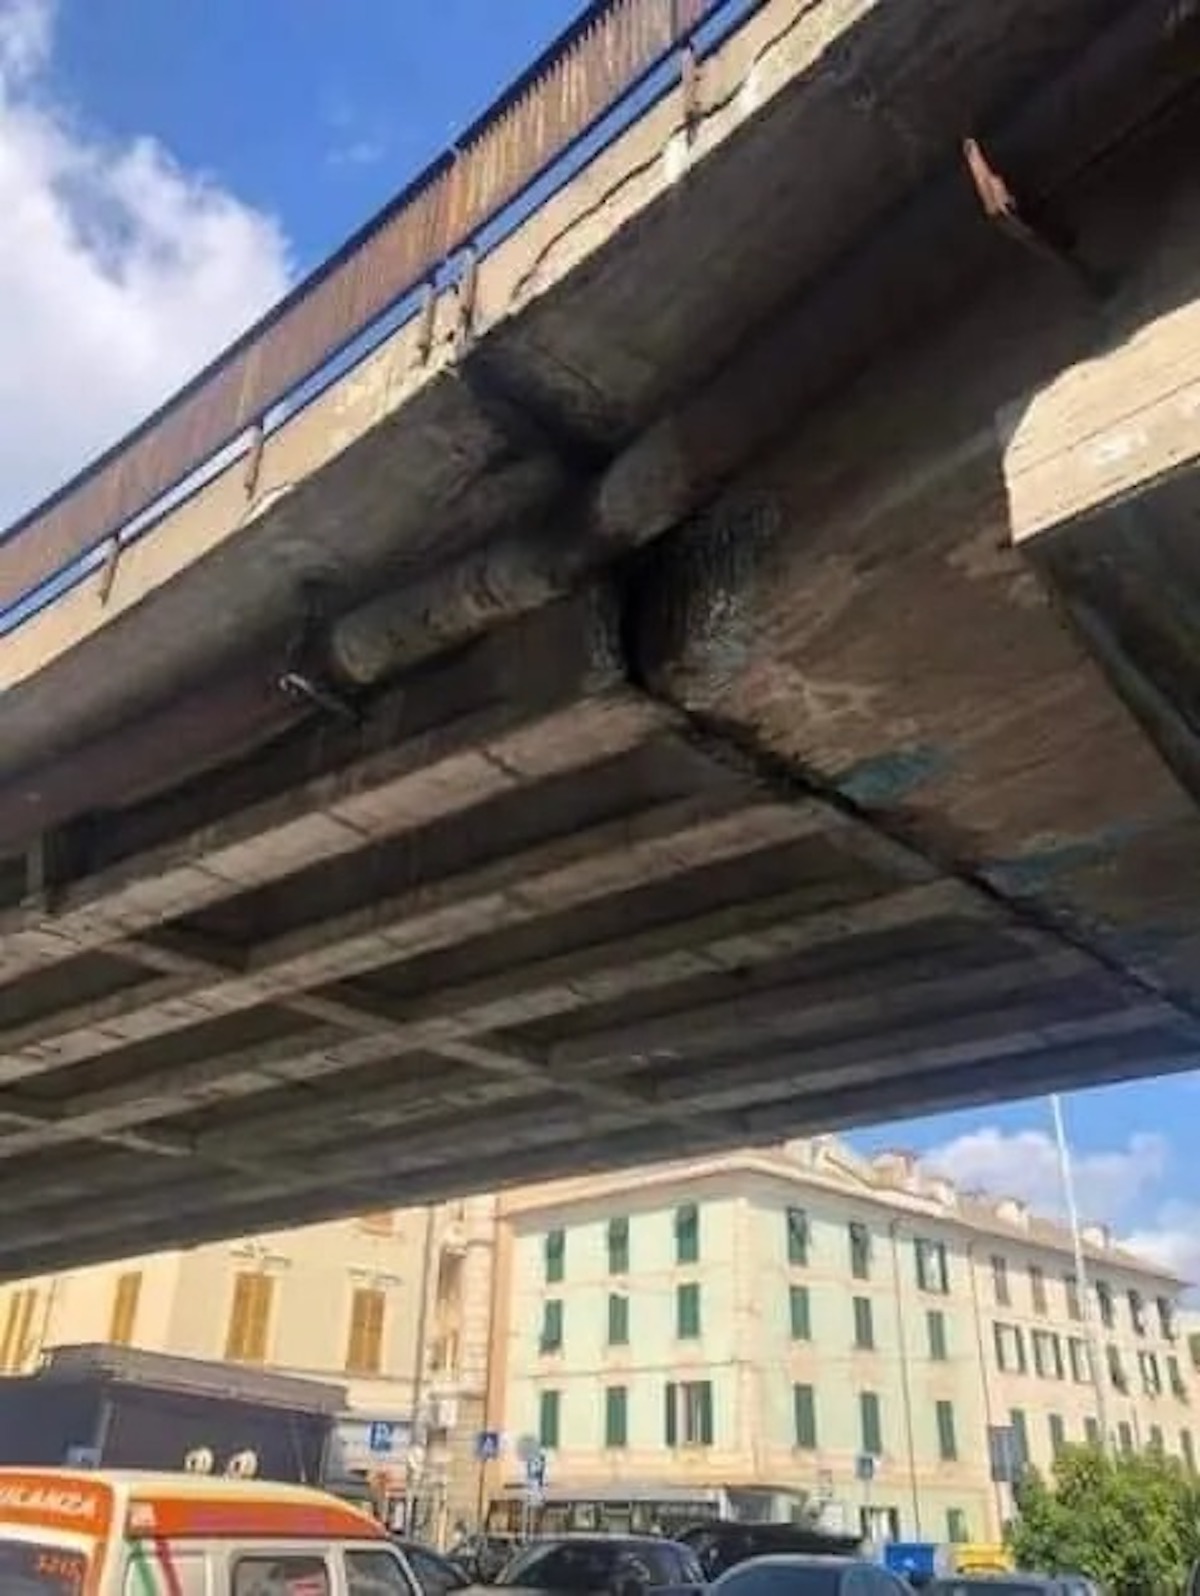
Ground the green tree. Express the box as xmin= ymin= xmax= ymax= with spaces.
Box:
xmin=1009 ymin=1444 xmax=1200 ymax=1594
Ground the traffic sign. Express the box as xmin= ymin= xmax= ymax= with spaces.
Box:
xmin=475 ymin=1430 xmax=502 ymax=1462
xmin=525 ymin=1450 xmax=547 ymax=1489
xmin=854 ymin=1453 xmax=877 ymax=1482
xmin=368 ymin=1421 xmax=398 ymax=1456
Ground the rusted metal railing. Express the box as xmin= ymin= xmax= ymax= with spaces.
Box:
xmin=0 ymin=0 xmax=721 ymax=619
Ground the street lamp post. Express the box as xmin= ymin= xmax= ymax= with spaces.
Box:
xmin=1050 ymin=1093 xmax=1112 ymax=1453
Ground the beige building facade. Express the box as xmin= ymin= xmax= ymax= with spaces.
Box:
xmin=0 ymin=1197 xmax=496 ymax=1526
xmin=493 ymin=1138 xmax=1195 ymax=1545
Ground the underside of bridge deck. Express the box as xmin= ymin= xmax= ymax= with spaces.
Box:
xmin=2 ymin=0 xmax=1200 ymax=1275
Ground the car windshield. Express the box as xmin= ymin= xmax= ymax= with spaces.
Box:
xmin=0 ymin=1541 xmax=89 ymax=1596
xmin=497 ymin=1543 xmax=622 ymax=1591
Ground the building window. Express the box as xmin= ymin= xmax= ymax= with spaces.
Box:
xmin=676 ymin=1283 xmax=701 ymax=1340
xmin=793 ymin=1384 xmax=817 ymax=1450
xmin=849 ymin=1222 xmax=872 ymax=1280
xmin=786 ymin=1207 xmax=810 ymax=1266
xmin=991 ymin=1255 xmax=1010 ymax=1306
xmin=994 ymin=1322 xmax=1027 ymax=1375
xmin=1149 ymin=1424 xmax=1164 ymax=1453
xmin=1033 ymin=1330 xmax=1063 ymax=1381
xmin=1064 ymin=1273 xmax=1082 ymax=1321
xmin=607 ymin=1217 xmax=630 ymax=1275
xmin=1157 ymin=1295 xmax=1177 ymax=1340
xmin=1049 ymin=1413 xmax=1066 ymax=1458
xmin=539 ymin=1389 xmax=561 ymax=1449
xmin=853 ymin=1296 xmax=874 ymax=1350
xmin=1117 ymin=1421 xmax=1134 ymax=1455
xmin=544 ymin=1230 xmax=565 ymax=1285
xmin=935 ymin=1400 xmax=957 ymax=1461
xmin=1068 ymin=1337 xmax=1091 ymax=1385
xmin=539 ymin=1299 xmax=564 ymax=1354
xmin=1010 ymin=1409 xmax=1029 ymax=1472
xmin=1085 ymin=1416 xmax=1101 ymax=1449
xmin=675 ymin=1204 xmax=700 ymax=1266
xmin=927 ymin=1310 xmax=948 ymax=1362
xmin=604 ymin=1386 xmax=628 ymax=1449
xmin=608 ymin=1292 xmax=629 ymax=1347
xmin=108 ymin=1271 xmax=142 ymax=1347
xmin=859 ymin=1391 xmax=882 ymax=1456
xmin=789 ymin=1284 xmax=812 ymax=1342
xmin=345 ymin=1287 xmax=385 ymax=1375
xmin=1139 ymin=1350 xmax=1163 ymax=1396
xmin=1108 ymin=1345 xmax=1128 ymax=1392
xmin=914 ymin=1238 xmax=949 ymax=1295
xmin=1096 ymin=1280 xmax=1114 ymax=1328
xmin=1168 ymin=1355 xmax=1187 ymax=1399
xmin=1129 ymin=1289 xmax=1147 ymax=1336
xmin=1029 ymin=1265 xmax=1047 ymax=1315
xmin=946 ymin=1509 xmax=968 ymax=1545
xmin=0 ymin=1290 xmax=38 ymax=1374
xmin=1182 ymin=1429 xmax=1196 ymax=1473
xmin=226 ymin=1272 xmax=274 ymax=1364
xmin=665 ymin=1380 xmax=714 ymax=1447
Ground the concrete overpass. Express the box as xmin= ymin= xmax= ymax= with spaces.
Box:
xmin=1 ymin=0 xmax=1199 ymax=1277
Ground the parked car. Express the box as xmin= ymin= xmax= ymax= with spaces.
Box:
xmin=486 ymin=1535 xmax=705 ymax=1596
xmin=679 ymin=1523 xmax=862 ymax=1580
xmin=392 ymin=1539 xmax=473 ymax=1596
xmin=926 ymin=1578 xmax=1101 ymax=1596
xmin=707 ymin=1553 xmax=911 ymax=1596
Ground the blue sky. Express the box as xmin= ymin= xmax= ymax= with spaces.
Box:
xmin=2 ymin=0 xmax=1197 ymax=1281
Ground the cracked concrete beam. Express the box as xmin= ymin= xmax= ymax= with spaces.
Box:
xmin=0 ymin=687 xmax=667 ymax=984
xmin=0 ymin=787 xmax=818 ymax=1085
xmin=547 ymin=946 xmax=1094 ymax=1070
xmin=0 ymin=878 xmax=970 ymax=1157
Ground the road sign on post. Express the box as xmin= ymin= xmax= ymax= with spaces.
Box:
xmin=475 ymin=1430 xmax=501 ymax=1463
xmin=368 ymin=1421 xmax=397 ymax=1457
xmin=854 ymin=1453 xmax=876 ymax=1483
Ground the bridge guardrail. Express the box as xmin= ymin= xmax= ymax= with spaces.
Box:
xmin=0 ymin=0 xmax=740 ymax=632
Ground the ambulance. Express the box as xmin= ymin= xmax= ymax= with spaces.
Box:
xmin=0 ymin=1468 xmax=418 ymax=1596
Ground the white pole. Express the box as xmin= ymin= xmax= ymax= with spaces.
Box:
xmin=1050 ymin=1093 xmax=1111 ymax=1453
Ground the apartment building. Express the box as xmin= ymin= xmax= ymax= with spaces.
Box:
xmin=492 ymin=1137 xmax=1194 ymax=1545
xmin=0 ymin=1197 xmax=496 ymax=1526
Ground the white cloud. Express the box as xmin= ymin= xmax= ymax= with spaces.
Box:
xmin=1124 ymin=1202 xmax=1200 ymax=1290
xmin=924 ymin=1124 xmax=1170 ymax=1222
xmin=922 ymin=1122 xmax=1200 ymax=1291
xmin=0 ymin=0 xmax=291 ymax=528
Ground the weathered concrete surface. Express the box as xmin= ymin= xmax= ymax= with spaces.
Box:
xmin=0 ymin=0 xmax=1199 ymax=1275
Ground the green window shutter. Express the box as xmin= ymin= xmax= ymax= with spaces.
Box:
xmin=676 ymin=1282 xmax=701 ymax=1339
xmin=927 ymin=1309 xmax=947 ymax=1361
xmin=698 ymin=1381 xmax=714 ymax=1446
xmin=946 ymin=1509 xmax=968 ymax=1544
xmin=607 ymin=1217 xmax=630 ymax=1275
xmin=538 ymin=1389 xmax=560 ymax=1448
xmin=860 ymin=1391 xmax=882 ymax=1456
xmin=664 ymin=1382 xmax=678 ymax=1447
xmin=675 ymin=1204 xmax=700 ymax=1265
xmin=853 ymin=1296 xmax=874 ymax=1349
xmin=786 ymin=1208 xmax=809 ymax=1266
xmin=936 ymin=1400 xmax=957 ymax=1461
xmin=539 ymin=1298 xmax=563 ymax=1353
xmin=789 ymin=1285 xmax=811 ymax=1341
xmin=544 ymin=1229 xmax=565 ymax=1284
xmin=793 ymin=1384 xmax=817 ymax=1449
xmin=608 ymin=1292 xmax=629 ymax=1346
xmin=604 ymin=1386 xmax=628 ymax=1448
